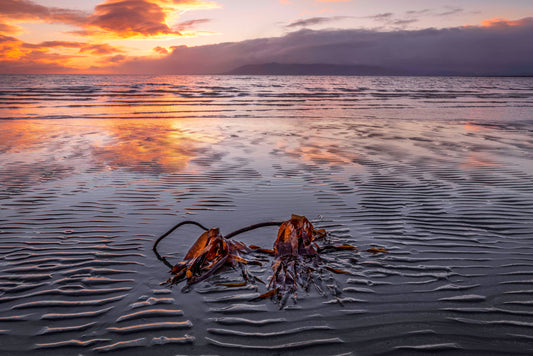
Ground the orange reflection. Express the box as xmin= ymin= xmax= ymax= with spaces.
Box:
xmin=91 ymin=118 xmax=221 ymax=173
xmin=0 ymin=118 xmax=222 ymax=175
xmin=0 ymin=120 xmax=84 ymax=192
xmin=275 ymin=138 xmax=358 ymax=166
xmin=0 ymin=120 xmax=52 ymax=153
xmin=463 ymin=122 xmax=483 ymax=132
xmin=460 ymin=152 xmax=499 ymax=170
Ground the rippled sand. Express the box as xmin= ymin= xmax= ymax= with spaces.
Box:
xmin=1 ymin=75 xmax=533 ymax=355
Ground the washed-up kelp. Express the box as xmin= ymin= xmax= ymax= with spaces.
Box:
xmin=153 ymin=215 xmax=363 ymax=305
xmin=252 ymin=214 xmax=354 ymax=307
xmin=255 ymin=215 xmax=322 ymax=302
xmin=165 ymin=227 xmax=250 ymax=287
xmin=153 ymin=220 xmax=281 ymax=291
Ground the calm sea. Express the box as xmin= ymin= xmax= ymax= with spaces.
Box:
xmin=1 ymin=74 xmax=533 ymax=122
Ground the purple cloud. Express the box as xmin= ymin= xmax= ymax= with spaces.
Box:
xmin=286 ymin=16 xmax=352 ymax=28
xmin=113 ymin=18 xmax=533 ymax=76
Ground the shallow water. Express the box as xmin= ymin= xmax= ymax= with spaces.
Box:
xmin=1 ymin=75 xmax=533 ymax=355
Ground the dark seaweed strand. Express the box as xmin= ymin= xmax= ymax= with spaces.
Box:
xmin=153 ymin=220 xmax=210 ymax=269
xmin=153 ymin=220 xmax=283 ymax=269
xmin=224 ymin=221 xmax=283 ymax=240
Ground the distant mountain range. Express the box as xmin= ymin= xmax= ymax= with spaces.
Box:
xmin=224 ymin=62 xmax=406 ymax=76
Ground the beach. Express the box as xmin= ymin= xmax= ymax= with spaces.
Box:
xmin=1 ymin=75 xmax=533 ymax=355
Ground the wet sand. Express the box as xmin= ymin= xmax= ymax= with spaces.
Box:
xmin=2 ymin=74 xmax=533 ymax=355
xmin=1 ymin=114 xmax=533 ymax=355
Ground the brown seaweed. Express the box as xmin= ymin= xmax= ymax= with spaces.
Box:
xmin=164 ymin=228 xmax=253 ymax=290
xmin=154 ymin=215 xmax=366 ymax=306
xmin=256 ymin=214 xmax=340 ymax=307
xmin=153 ymin=220 xmax=283 ymax=291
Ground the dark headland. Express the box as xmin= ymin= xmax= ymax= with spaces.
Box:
xmin=223 ymin=62 xmax=533 ymax=77
xmin=224 ymin=62 xmax=404 ymax=76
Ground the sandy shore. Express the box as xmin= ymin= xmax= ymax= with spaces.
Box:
xmin=1 ymin=115 xmax=532 ymax=355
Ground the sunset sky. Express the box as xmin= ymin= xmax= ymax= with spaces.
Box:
xmin=1 ymin=0 xmax=533 ymax=74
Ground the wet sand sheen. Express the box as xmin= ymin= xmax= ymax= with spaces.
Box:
xmin=1 ymin=75 xmax=533 ymax=355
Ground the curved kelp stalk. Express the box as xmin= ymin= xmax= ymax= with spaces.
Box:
xmin=153 ymin=220 xmax=210 ymax=269
xmin=153 ymin=219 xmax=283 ymax=291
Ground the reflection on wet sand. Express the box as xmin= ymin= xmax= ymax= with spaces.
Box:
xmin=0 ymin=119 xmax=223 ymax=197
xmin=273 ymin=138 xmax=358 ymax=167
xmin=0 ymin=116 xmax=528 ymax=200
xmin=460 ymin=152 xmax=499 ymax=170
xmin=2 ymin=114 xmax=533 ymax=355
xmin=90 ymin=119 xmax=222 ymax=174
xmin=0 ymin=120 xmax=57 ymax=154
xmin=0 ymin=120 xmax=80 ymax=198
xmin=3 ymin=76 xmax=533 ymax=355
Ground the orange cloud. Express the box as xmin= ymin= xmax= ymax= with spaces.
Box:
xmin=105 ymin=54 xmax=127 ymax=63
xmin=21 ymin=40 xmax=85 ymax=49
xmin=84 ymin=0 xmax=218 ymax=38
xmin=80 ymin=43 xmax=124 ymax=55
xmin=0 ymin=34 xmax=25 ymax=61
xmin=1 ymin=0 xmax=218 ymax=40
xmin=153 ymin=46 xmax=170 ymax=55
xmin=88 ymin=0 xmax=175 ymax=37
xmin=0 ymin=0 xmax=220 ymax=72
xmin=173 ymin=18 xmax=211 ymax=31
xmin=19 ymin=40 xmax=123 ymax=55
xmin=480 ymin=17 xmax=533 ymax=28
xmin=0 ymin=22 xmax=22 ymax=34
xmin=0 ymin=35 xmax=125 ymax=73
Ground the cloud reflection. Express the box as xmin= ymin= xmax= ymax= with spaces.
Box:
xmin=0 ymin=119 xmax=222 ymax=177
xmin=272 ymin=135 xmax=359 ymax=168
xmin=90 ymin=119 xmax=222 ymax=174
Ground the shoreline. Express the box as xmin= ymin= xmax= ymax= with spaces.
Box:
xmin=1 ymin=75 xmax=533 ymax=355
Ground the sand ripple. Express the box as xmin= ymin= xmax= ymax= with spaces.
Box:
xmin=1 ymin=75 xmax=533 ymax=354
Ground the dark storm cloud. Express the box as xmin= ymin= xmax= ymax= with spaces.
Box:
xmin=114 ymin=18 xmax=533 ymax=76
